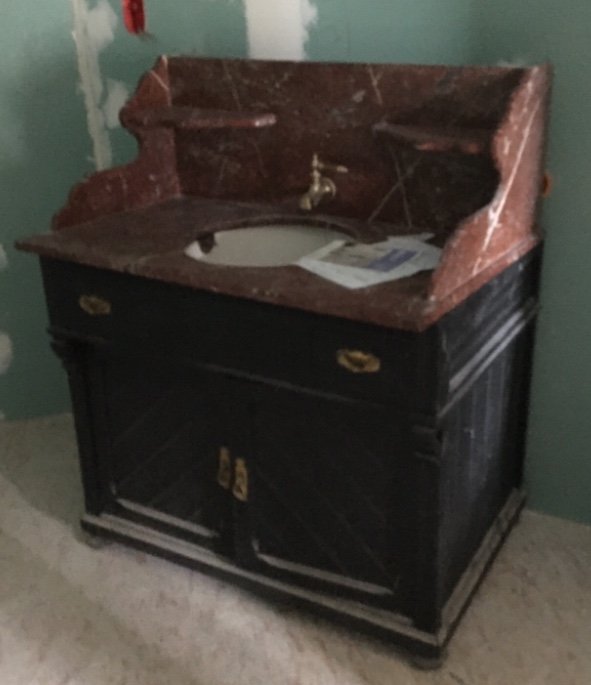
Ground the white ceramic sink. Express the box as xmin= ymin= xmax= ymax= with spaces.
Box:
xmin=185 ymin=223 xmax=350 ymax=268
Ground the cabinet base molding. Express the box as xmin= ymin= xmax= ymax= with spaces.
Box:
xmin=81 ymin=489 xmax=524 ymax=663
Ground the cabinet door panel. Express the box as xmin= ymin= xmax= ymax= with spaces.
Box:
xmin=251 ymin=387 xmax=413 ymax=599
xmin=94 ymin=353 xmax=234 ymax=549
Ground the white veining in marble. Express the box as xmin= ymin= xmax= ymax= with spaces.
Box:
xmin=1 ymin=415 xmax=590 ymax=684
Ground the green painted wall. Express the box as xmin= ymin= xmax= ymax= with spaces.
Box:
xmin=2 ymin=1 xmax=588 ymax=524
xmin=309 ymin=1 xmax=591 ymax=523
xmin=471 ymin=3 xmax=591 ymax=524
xmin=307 ymin=0 xmax=478 ymax=63
xmin=0 ymin=3 xmax=90 ymax=418
xmin=307 ymin=0 xmax=591 ymax=523
xmin=0 ymin=0 xmax=477 ymax=420
xmin=100 ymin=0 xmax=247 ymax=166
xmin=0 ymin=0 xmax=248 ymax=419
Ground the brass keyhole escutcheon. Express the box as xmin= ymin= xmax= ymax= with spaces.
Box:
xmin=78 ymin=294 xmax=112 ymax=316
xmin=217 ymin=448 xmax=249 ymax=501
xmin=336 ymin=349 xmax=381 ymax=374
xmin=233 ymin=458 xmax=249 ymax=502
xmin=217 ymin=447 xmax=232 ymax=490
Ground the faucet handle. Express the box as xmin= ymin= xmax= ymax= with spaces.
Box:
xmin=312 ymin=153 xmax=348 ymax=174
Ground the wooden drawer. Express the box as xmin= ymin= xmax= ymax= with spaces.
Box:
xmin=41 ymin=260 xmax=118 ymax=342
xmin=310 ymin=318 xmax=438 ymax=409
xmin=41 ymin=259 xmax=311 ymax=383
xmin=41 ymin=258 xmax=436 ymax=408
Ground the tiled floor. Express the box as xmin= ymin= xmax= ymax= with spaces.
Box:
xmin=1 ymin=414 xmax=590 ymax=685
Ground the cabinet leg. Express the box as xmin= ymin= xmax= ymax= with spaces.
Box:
xmin=408 ymin=651 xmax=446 ymax=671
xmin=78 ymin=528 xmax=112 ymax=550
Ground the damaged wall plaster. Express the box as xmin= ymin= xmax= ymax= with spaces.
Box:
xmin=103 ymin=78 xmax=130 ymax=129
xmin=71 ymin=0 xmax=120 ymax=169
xmin=0 ymin=333 xmax=13 ymax=376
xmin=244 ymin=0 xmax=318 ymax=60
xmin=0 ymin=248 xmax=9 ymax=377
xmin=1 ymin=243 xmax=13 ymax=377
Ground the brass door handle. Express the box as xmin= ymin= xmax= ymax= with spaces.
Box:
xmin=78 ymin=295 xmax=111 ymax=316
xmin=336 ymin=349 xmax=381 ymax=374
xmin=217 ymin=447 xmax=232 ymax=490
xmin=233 ymin=458 xmax=249 ymax=502
xmin=218 ymin=449 xmax=249 ymax=501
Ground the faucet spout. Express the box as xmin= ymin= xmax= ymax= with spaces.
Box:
xmin=299 ymin=154 xmax=348 ymax=211
xmin=299 ymin=176 xmax=337 ymax=211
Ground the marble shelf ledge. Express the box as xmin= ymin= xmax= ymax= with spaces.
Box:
xmin=373 ymin=122 xmax=492 ymax=155
xmin=121 ymin=106 xmax=277 ymax=131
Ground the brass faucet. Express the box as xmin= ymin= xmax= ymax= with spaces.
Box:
xmin=299 ymin=154 xmax=348 ymax=211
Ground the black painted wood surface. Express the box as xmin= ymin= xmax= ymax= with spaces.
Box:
xmin=41 ymin=247 xmax=541 ymax=660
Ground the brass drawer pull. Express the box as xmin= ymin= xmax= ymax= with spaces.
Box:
xmin=233 ymin=458 xmax=249 ymax=502
xmin=336 ymin=349 xmax=381 ymax=374
xmin=217 ymin=447 xmax=232 ymax=490
xmin=78 ymin=295 xmax=111 ymax=316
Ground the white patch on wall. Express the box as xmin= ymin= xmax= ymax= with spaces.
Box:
xmin=102 ymin=79 xmax=130 ymax=129
xmin=244 ymin=0 xmax=318 ymax=61
xmin=0 ymin=112 xmax=27 ymax=164
xmin=70 ymin=0 xmax=119 ymax=170
xmin=0 ymin=244 xmax=8 ymax=271
xmin=0 ymin=333 xmax=13 ymax=375
xmin=0 ymin=252 xmax=12 ymax=382
xmin=497 ymin=57 xmax=529 ymax=68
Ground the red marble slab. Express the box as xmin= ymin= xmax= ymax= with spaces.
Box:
xmin=121 ymin=106 xmax=277 ymax=131
xmin=18 ymin=57 xmax=552 ymax=329
xmin=372 ymin=123 xmax=491 ymax=155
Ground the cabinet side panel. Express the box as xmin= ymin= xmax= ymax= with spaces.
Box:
xmin=437 ymin=320 xmax=535 ymax=602
xmin=436 ymin=250 xmax=540 ymax=603
xmin=438 ymin=248 xmax=541 ymax=387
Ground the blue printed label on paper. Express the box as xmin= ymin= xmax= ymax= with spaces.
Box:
xmin=366 ymin=248 xmax=417 ymax=273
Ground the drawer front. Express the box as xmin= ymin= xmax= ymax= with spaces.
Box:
xmin=310 ymin=319 xmax=437 ymax=408
xmin=41 ymin=259 xmax=312 ymax=385
xmin=41 ymin=259 xmax=434 ymax=406
xmin=42 ymin=263 xmax=118 ymax=341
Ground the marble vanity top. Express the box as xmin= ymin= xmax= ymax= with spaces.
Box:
xmin=18 ymin=195 xmax=536 ymax=332
xmin=17 ymin=57 xmax=552 ymax=332
xmin=18 ymin=197 xmax=443 ymax=331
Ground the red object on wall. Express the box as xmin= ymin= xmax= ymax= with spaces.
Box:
xmin=122 ymin=0 xmax=146 ymax=35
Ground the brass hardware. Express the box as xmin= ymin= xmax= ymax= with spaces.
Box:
xmin=79 ymin=295 xmax=111 ymax=316
xmin=217 ymin=447 xmax=232 ymax=490
xmin=233 ymin=458 xmax=249 ymax=502
xmin=336 ymin=349 xmax=381 ymax=374
xmin=299 ymin=153 xmax=348 ymax=211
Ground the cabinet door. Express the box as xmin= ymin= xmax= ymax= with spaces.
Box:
xmin=248 ymin=385 xmax=413 ymax=602
xmin=91 ymin=351 xmax=238 ymax=552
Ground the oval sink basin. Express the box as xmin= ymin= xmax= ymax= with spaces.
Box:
xmin=185 ymin=222 xmax=350 ymax=267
